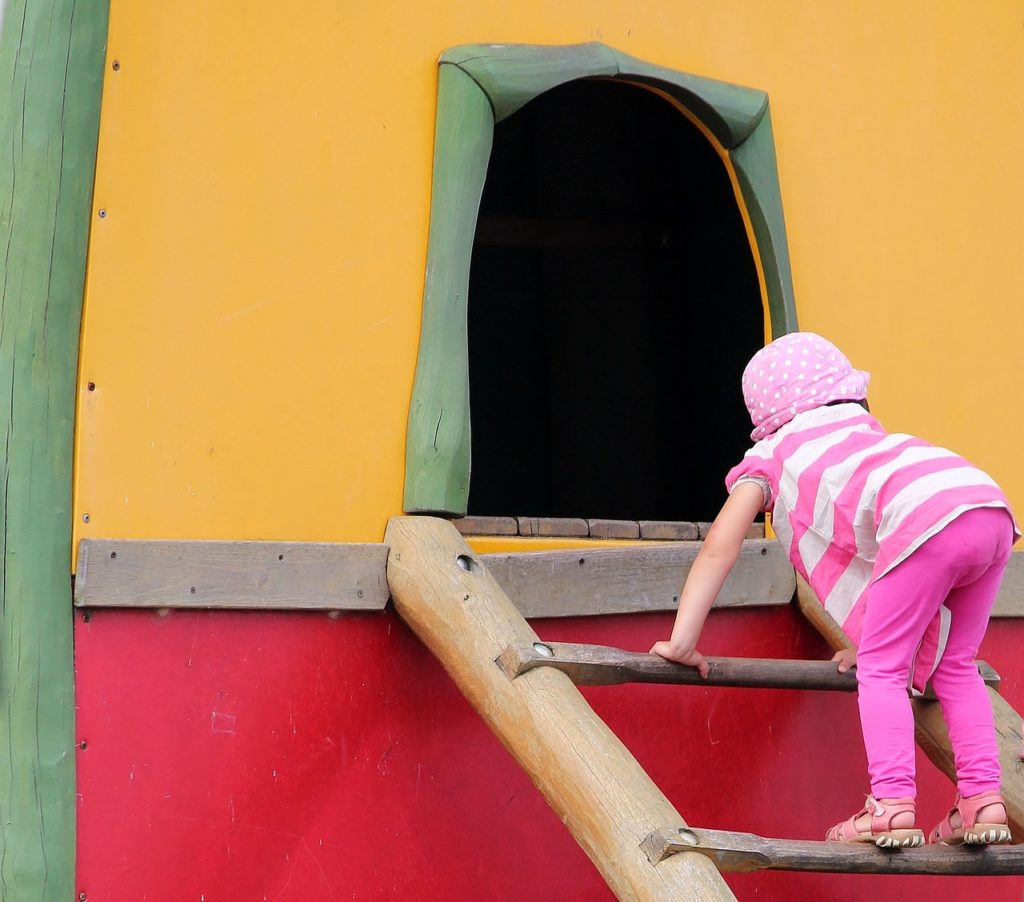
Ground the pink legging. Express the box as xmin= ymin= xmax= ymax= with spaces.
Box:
xmin=856 ymin=506 xmax=1014 ymax=799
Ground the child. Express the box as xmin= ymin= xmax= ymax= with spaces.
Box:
xmin=651 ymin=332 xmax=1019 ymax=847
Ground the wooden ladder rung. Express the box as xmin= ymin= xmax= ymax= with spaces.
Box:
xmin=642 ymin=825 xmax=1024 ymax=875
xmin=497 ymin=641 xmax=1001 ymax=696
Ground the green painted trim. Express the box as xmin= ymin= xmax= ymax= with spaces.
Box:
xmin=729 ymin=109 xmax=798 ymax=337
xmin=0 ymin=0 xmax=110 ymax=896
xmin=608 ymin=49 xmax=768 ymax=148
xmin=405 ymin=43 xmax=798 ymax=515
xmin=440 ymin=43 xmax=618 ymax=122
xmin=404 ymin=64 xmax=493 ymax=514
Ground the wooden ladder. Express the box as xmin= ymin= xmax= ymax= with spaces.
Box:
xmin=385 ymin=516 xmax=1024 ymax=901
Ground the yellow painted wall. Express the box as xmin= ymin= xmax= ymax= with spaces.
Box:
xmin=74 ymin=1 xmax=1024 ymax=552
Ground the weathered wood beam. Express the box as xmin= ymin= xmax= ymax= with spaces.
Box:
xmin=642 ymin=826 xmax=1024 ymax=875
xmin=385 ymin=516 xmax=735 ymax=902
xmin=481 ymin=539 xmax=794 ymax=618
xmin=497 ymin=641 xmax=999 ymax=695
xmin=794 ymin=576 xmax=1024 ymax=840
xmin=73 ymin=537 xmax=791 ymax=618
xmin=74 ymin=539 xmax=389 ymax=609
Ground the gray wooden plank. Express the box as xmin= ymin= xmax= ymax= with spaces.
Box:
xmin=75 ymin=539 xmax=388 ymax=610
xmin=480 ymin=539 xmax=794 ymax=618
xmin=587 ymin=519 xmax=640 ymax=539
xmin=992 ymin=551 xmax=1024 ymax=617
xmin=517 ymin=517 xmax=589 ymax=537
xmin=451 ymin=515 xmax=518 ymax=536
xmin=638 ymin=520 xmax=698 ymax=541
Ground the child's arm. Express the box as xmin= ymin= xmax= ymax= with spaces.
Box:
xmin=649 ymin=481 xmax=765 ymax=676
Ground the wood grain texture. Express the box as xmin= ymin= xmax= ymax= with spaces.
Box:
xmin=498 ymin=641 xmax=999 ymax=695
xmin=517 ymin=516 xmax=589 ymax=537
xmin=385 ymin=516 xmax=734 ymax=901
xmin=587 ymin=519 xmax=641 ymax=539
xmin=794 ymin=577 xmax=1024 ymax=839
xmin=638 ymin=521 xmax=699 ymax=541
xmin=0 ymin=1 xmax=110 ymax=896
xmin=75 ymin=540 xmax=388 ymax=609
xmin=482 ymin=540 xmax=794 ymax=618
xmin=643 ymin=826 xmax=1024 ymax=874
xmin=452 ymin=515 xmax=518 ymax=536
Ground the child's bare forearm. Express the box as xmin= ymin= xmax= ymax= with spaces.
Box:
xmin=665 ymin=547 xmax=740 ymax=651
xmin=650 ymin=481 xmax=764 ymax=672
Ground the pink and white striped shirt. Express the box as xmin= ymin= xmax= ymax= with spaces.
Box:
xmin=726 ymin=403 xmax=1019 ymax=691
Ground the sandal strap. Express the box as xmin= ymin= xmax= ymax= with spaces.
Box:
xmin=956 ymin=791 xmax=1006 ymax=830
xmin=867 ymin=795 xmax=916 ymax=833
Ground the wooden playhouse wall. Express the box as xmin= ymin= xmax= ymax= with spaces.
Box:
xmin=31 ymin=0 xmax=1024 ymax=899
xmin=74 ymin=2 xmax=1024 ymax=544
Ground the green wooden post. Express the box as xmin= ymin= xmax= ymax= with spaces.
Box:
xmin=0 ymin=1 xmax=110 ymax=897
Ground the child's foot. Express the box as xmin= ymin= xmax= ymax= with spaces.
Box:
xmin=826 ymin=796 xmax=925 ymax=848
xmin=929 ymin=791 xmax=1011 ymax=845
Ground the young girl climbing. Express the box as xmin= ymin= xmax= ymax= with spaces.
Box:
xmin=651 ymin=332 xmax=1019 ymax=848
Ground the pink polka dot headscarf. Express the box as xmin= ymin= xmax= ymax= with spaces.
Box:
xmin=743 ymin=332 xmax=870 ymax=442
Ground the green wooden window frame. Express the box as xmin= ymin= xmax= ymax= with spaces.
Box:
xmin=405 ymin=42 xmax=799 ymax=516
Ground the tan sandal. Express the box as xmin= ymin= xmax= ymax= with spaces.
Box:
xmin=929 ymin=791 xmax=1012 ymax=845
xmin=826 ymin=796 xmax=925 ymax=848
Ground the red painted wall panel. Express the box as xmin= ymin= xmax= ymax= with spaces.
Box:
xmin=75 ymin=606 xmax=1024 ymax=900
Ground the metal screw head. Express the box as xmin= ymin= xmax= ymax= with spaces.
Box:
xmin=79 ymin=893 xmax=87 ymax=901
xmin=97 ymin=208 xmax=106 ymax=219
xmin=111 ymin=60 xmax=120 ymax=71
xmin=455 ymin=554 xmax=475 ymax=572
xmin=533 ymin=642 xmax=554 ymax=658
xmin=82 ymin=513 xmax=90 ymax=523
xmin=677 ymin=828 xmax=699 ymax=846
xmin=356 ymin=589 xmax=364 ymax=598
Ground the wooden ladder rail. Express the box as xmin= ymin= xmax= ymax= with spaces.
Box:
xmin=496 ymin=642 xmax=1024 ymax=876
xmin=498 ymin=640 xmax=1000 ymax=697
xmin=642 ymin=826 xmax=1024 ymax=875
xmin=794 ymin=575 xmax=1024 ymax=841
xmin=384 ymin=516 xmax=736 ymax=902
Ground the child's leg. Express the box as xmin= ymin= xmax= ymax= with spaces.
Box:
xmin=854 ymin=507 xmax=1013 ymax=800
xmin=855 ymin=550 xmax=955 ymax=799
xmin=928 ymin=512 xmax=1013 ymax=798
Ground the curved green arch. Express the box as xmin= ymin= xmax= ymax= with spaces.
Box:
xmin=405 ymin=42 xmax=798 ymax=515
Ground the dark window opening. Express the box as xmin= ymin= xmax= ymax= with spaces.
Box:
xmin=467 ymin=78 xmax=763 ymax=522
